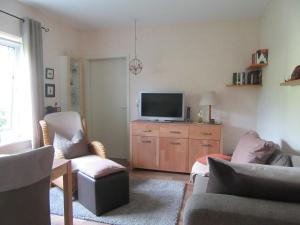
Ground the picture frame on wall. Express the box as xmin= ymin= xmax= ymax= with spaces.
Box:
xmin=45 ymin=68 xmax=54 ymax=79
xmin=45 ymin=84 xmax=55 ymax=97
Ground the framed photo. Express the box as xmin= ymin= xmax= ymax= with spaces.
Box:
xmin=45 ymin=68 xmax=54 ymax=79
xmin=45 ymin=84 xmax=55 ymax=97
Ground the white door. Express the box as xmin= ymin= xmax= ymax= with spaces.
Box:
xmin=87 ymin=58 xmax=128 ymax=159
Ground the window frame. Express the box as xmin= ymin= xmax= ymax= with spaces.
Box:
xmin=0 ymin=32 xmax=32 ymax=150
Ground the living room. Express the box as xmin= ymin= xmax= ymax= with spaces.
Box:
xmin=0 ymin=0 xmax=300 ymax=225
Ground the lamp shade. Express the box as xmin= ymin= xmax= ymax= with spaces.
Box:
xmin=199 ymin=91 xmax=217 ymax=106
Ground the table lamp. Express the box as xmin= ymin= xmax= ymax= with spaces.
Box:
xmin=199 ymin=91 xmax=217 ymax=123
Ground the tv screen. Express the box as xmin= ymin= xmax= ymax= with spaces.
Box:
xmin=140 ymin=93 xmax=184 ymax=121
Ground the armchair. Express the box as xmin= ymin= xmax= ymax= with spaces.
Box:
xmin=0 ymin=146 xmax=54 ymax=225
xmin=39 ymin=111 xmax=107 ymax=193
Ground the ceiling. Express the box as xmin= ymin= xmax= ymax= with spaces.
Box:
xmin=19 ymin=0 xmax=271 ymax=30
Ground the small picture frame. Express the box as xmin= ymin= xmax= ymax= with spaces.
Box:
xmin=45 ymin=68 xmax=54 ymax=79
xmin=45 ymin=84 xmax=55 ymax=97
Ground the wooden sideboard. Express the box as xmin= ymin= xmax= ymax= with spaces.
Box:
xmin=130 ymin=120 xmax=223 ymax=173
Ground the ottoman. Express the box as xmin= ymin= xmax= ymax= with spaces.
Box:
xmin=77 ymin=160 xmax=129 ymax=215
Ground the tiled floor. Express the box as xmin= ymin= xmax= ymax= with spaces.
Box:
xmin=51 ymin=169 xmax=192 ymax=225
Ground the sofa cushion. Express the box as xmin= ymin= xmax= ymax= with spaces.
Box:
xmin=184 ymin=192 xmax=300 ymax=225
xmin=231 ymin=131 xmax=278 ymax=164
xmin=206 ymin=158 xmax=300 ymax=203
xmin=266 ymin=149 xmax=291 ymax=166
xmin=53 ymin=130 xmax=89 ymax=159
xmin=71 ymin=155 xmax=126 ymax=179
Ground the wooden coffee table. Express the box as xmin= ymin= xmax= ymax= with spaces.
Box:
xmin=51 ymin=159 xmax=73 ymax=225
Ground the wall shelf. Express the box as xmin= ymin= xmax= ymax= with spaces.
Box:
xmin=226 ymin=84 xmax=262 ymax=88
xmin=246 ymin=63 xmax=268 ymax=70
xmin=280 ymin=79 xmax=300 ymax=87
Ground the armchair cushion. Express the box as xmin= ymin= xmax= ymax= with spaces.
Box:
xmin=71 ymin=155 xmax=125 ymax=179
xmin=53 ymin=130 xmax=89 ymax=159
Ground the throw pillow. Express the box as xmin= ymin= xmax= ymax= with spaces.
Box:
xmin=231 ymin=131 xmax=278 ymax=164
xmin=53 ymin=130 xmax=89 ymax=159
xmin=198 ymin=153 xmax=231 ymax=165
xmin=206 ymin=158 xmax=300 ymax=203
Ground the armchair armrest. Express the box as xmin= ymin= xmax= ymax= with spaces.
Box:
xmin=39 ymin=120 xmax=65 ymax=160
xmin=88 ymin=141 xmax=106 ymax=159
xmin=39 ymin=120 xmax=51 ymax=146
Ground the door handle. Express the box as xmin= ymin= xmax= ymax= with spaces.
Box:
xmin=201 ymin=132 xmax=212 ymax=136
xmin=170 ymin=142 xmax=181 ymax=145
xmin=170 ymin=131 xmax=181 ymax=134
xmin=200 ymin=144 xmax=212 ymax=147
xmin=143 ymin=130 xmax=152 ymax=133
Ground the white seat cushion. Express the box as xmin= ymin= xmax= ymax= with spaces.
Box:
xmin=71 ymin=155 xmax=126 ymax=178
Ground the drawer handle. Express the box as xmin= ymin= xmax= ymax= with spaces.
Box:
xmin=143 ymin=130 xmax=152 ymax=133
xmin=170 ymin=131 xmax=181 ymax=134
xmin=202 ymin=132 xmax=212 ymax=136
xmin=171 ymin=142 xmax=181 ymax=145
xmin=200 ymin=144 xmax=212 ymax=147
xmin=142 ymin=140 xmax=152 ymax=144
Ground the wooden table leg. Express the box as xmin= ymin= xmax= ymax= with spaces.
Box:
xmin=63 ymin=161 xmax=73 ymax=225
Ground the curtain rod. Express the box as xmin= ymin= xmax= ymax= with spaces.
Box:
xmin=0 ymin=9 xmax=50 ymax=32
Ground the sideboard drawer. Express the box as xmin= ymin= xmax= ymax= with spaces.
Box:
xmin=160 ymin=125 xmax=189 ymax=138
xmin=189 ymin=125 xmax=221 ymax=140
xmin=188 ymin=139 xmax=220 ymax=170
xmin=131 ymin=123 xmax=159 ymax=137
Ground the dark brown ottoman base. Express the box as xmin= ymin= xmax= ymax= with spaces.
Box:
xmin=77 ymin=171 xmax=129 ymax=216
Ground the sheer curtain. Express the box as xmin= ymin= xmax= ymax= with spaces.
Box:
xmin=21 ymin=18 xmax=44 ymax=148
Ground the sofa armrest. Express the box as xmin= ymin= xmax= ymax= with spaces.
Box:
xmin=184 ymin=193 xmax=300 ymax=225
xmin=88 ymin=141 xmax=106 ymax=159
xmin=291 ymin=155 xmax=300 ymax=167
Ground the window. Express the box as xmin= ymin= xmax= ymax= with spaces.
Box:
xmin=0 ymin=33 xmax=32 ymax=146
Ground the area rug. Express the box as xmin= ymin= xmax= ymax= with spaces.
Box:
xmin=50 ymin=178 xmax=186 ymax=225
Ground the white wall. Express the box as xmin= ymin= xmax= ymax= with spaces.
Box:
xmin=80 ymin=20 xmax=261 ymax=152
xmin=257 ymin=0 xmax=300 ymax=153
xmin=0 ymin=0 xmax=81 ymax=108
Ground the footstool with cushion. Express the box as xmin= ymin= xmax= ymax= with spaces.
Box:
xmin=77 ymin=157 xmax=129 ymax=215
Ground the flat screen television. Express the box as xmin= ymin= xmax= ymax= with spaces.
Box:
xmin=140 ymin=92 xmax=185 ymax=121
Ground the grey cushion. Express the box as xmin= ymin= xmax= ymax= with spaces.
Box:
xmin=53 ymin=130 xmax=89 ymax=159
xmin=266 ymin=149 xmax=291 ymax=166
xmin=207 ymin=158 xmax=300 ymax=203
